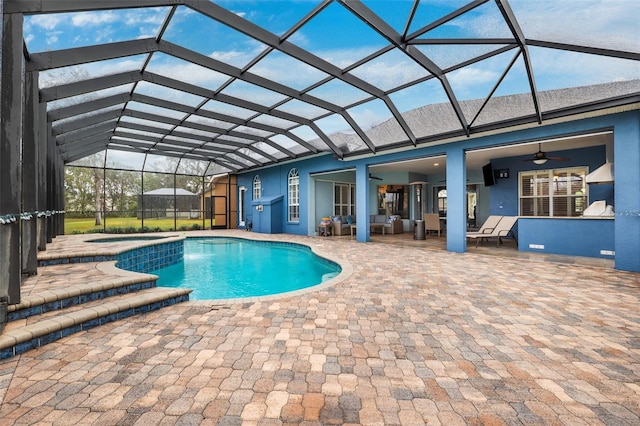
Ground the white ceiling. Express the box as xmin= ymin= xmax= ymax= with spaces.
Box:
xmin=370 ymin=131 xmax=612 ymax=175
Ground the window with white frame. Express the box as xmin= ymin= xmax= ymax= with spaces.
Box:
xmin=519 ymin=167 xmax=588 ymax=217
xmin=238 ymin=186 xmax=246 ymax=225
xmin=288 ymin=169 xmax=299 ymax=222
xmin=252 ymin=175 xmax=261 ymax=200
xmin=334 ymin=183 xmax=355 ymax=216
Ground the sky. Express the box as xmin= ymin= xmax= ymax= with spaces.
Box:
xmin=21 ymin=0 xmax=640 ymax=169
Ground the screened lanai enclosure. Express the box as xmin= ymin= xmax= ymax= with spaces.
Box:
xmin=1 ymin=1 xmax=639 ymax=313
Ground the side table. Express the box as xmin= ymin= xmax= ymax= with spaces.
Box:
xmin=318 ymin=224 xmax=331 ymax=237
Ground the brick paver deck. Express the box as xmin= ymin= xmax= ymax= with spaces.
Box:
xmin=1 ymin=230 xmax=638 ymax=425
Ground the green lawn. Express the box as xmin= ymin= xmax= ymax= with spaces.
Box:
xmin=65 ymin=217 xmax=209 ymax=234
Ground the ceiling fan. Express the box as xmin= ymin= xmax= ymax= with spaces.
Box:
xmin=523 ymin=143 xmax=570 ymax=165
xmin=369 ymin=173 xmax=383 ymax=181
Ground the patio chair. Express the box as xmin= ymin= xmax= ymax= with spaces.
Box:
xmin=466 ymin=215 xmax=503 ymax=237
xmin=467 ymin=216 xmax=518 ymax=247
xmin=423 ymin=213 xmax=442 ymax=237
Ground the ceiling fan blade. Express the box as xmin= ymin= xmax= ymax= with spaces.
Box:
xmin=523 ymin=143 xmax=570 ymax=162
xmin=368 ymin=173 xmax=383 ymax=180
xmin=522 ymin=155 xmax=570 ymax=162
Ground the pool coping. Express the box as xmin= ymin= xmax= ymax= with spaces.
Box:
xmin=37 ymin=234 xmax=185 ymax=261
xmin=37 ymin=232 xmax=354 ymax=305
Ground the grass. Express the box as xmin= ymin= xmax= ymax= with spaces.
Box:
xmin=65 ymin=217 xmax=210 ymax=234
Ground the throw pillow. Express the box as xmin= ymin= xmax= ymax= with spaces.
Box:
xmin=346 ymin=215 xmax=353 ymax=224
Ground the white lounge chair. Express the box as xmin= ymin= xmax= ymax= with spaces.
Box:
xmin=467 ymin=216 xmax=518 ymax=247
xmin=466 ymin=215 xmax=503 ymax=237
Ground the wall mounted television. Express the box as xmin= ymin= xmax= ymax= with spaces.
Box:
xmin=482 ymin=163 xmax=496 ymax=187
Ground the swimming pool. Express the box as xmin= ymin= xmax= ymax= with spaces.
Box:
xmin=152 ymin=237 xmax=341 ymax=300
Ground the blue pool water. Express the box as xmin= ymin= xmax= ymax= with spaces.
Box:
xmin=152 ymin=238 xmax=340 ymax=300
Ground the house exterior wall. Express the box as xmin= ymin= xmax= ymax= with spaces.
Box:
xmin=613 ymin=114 xmax=640 ymax=272
xmin=518 ymin=218 xmax=614 ymax=258
xmin=237 ymin=110 xmax=640 ymax=272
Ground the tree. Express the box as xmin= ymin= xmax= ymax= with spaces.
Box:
xmin=47 ymin=66 xmax=105 ymax=224
xmin=104 ymin=169 xmax=139 ymax=216
xmin=176 ymin=174 xmax=204 ymax=195
xmin=63 ymin=166 xmax=105 ymax=225
xmin=92 ymin=167 xmax=103 ymax=225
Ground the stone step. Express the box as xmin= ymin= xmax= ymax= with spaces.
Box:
xmin=7 ymin=272 xmax=158 ymax=322
xmin=3 ymin=286 xmax=183 ymax=335
xmin=0 ymin=286 xmax=191 ymax=359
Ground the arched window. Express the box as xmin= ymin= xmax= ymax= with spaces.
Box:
xmin=288 ymin=169 xmax=300 ymax=222
xmin=253 ymin=175 xmax=261 ymax=200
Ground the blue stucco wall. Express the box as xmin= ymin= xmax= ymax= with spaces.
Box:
xmin=518 ymin=218 xmax=614 ymax=258
xmin=236 ymin=110 xmax=639 ymax=272
xmin=613 ymin=114 xmax=640 ymax=272
xmin=240 ymin=155 xmax=350 ymax=235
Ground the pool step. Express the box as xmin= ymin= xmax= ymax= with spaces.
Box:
xmin=0 ymin=270 xmax=192 ymax=360
xmin=0 ymin=287 xmax=191 ymax=359
xmin=7 ymin=273 xmax=160 ymax=322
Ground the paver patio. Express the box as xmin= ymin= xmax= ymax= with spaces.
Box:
xmin=0 ymin=230 xmax=638 ymax=425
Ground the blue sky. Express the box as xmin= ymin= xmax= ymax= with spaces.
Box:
xmin=24 ymin=0 xmax=640 ymax=141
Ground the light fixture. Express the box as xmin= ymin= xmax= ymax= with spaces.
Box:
xmin=524 ymin=143 xmax=569 ymax=165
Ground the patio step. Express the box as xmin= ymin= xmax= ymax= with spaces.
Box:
xmin=0 ymin=278 xmax=191 ymax=360
xmin=6 ymin=273 xmax=160 ymax=322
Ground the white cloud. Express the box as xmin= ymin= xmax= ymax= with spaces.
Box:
xmin=93 ymin=27 xmax=117 ymax=44
xmin=529 ymin=47 xmax=640 ymax=90
xmin=71 ymin=11 xmax=119 ymax=27
xmin=510 ymin=0 xmax=640 ymax=52
xmin=209 ymin=41 xmax=266 ymax=68
xmin=285 ymin=31 xmax=308 ymax=47
xmin=315 ymin=114 xmax=352 ymax=135
xmin=448 ymin=67 xmax=499 ymax=97
xmin=46 ymin=34 xmax=60 ymax=45
xmin=349 ymin=56 xmax=429 ymax=91
xmin=29 ymin=14 xmax=65 ymax=31
xmin=248 ymin=51 xmax=328 ymax=90
xmin=210 ymin=49 xmax=253 ymax=64
xmin=39 ymin=57 xmax=144 ymax=89
xmin=150 ymin=59 xmax=230 ymax=90
xmin=313 ymin=46 xmax=388 ymax=69
xmin=450 ymin=67 xmax=498 ymax=84
xmin=137 ymin=31 xmax=157 ymax=40
xmin=124 ymin=9 xmax=166 ymax=27
xmin=349 ymin=105 xmax=391 ymax=131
